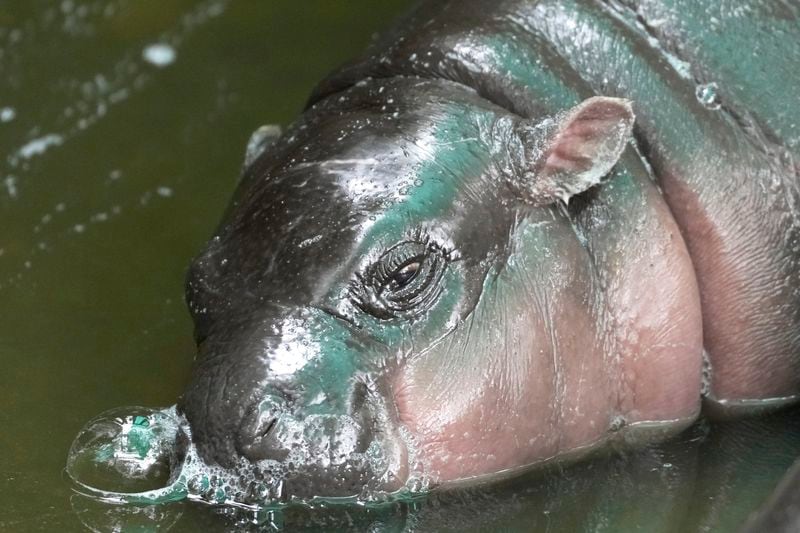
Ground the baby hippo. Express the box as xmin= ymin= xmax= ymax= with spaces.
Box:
xmin=73 ymin=0 xmax=800 ymax=507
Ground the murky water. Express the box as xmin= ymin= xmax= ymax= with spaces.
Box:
xmin=1 ymin=1 xmax=798 ymax=531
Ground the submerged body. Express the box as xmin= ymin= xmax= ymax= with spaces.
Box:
xmin=72 ymin=0 xmax=800 ymax=507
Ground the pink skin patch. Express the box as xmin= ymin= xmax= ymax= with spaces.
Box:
xmin=389 ymin=97 xmax=703 ymax=484
xmin=391 ymin=202 xmax=701 ymax=484
xmin=600 ymin=175 xmax=704 ymax=424
xmin=659 ymin=167 xmax=800 ymax=403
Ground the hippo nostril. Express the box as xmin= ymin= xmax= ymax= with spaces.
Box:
xmin=236 ymin=395 xmax=290 ymax=462
xmin=350 ymin=381 xmax=370 ymax=413
xmin=256 ymin=417 xmax=277 ymax=439
xmin=350 ymin=382 xmax=377 ymax=453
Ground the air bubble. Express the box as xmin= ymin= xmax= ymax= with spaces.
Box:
xmin=66 ymin=406 xmax=185 ymax=496
xmin=695 ymin=82 xmax=721 ymax=110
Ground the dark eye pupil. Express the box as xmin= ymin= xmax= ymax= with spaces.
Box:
xmin=392 ymin=262 xmax=420 ymax=287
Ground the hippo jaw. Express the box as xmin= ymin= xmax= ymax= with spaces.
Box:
xmin=175 ymin=78 xmax=637 ymax=504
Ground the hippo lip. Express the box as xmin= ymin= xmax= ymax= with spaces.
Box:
xmin=227 ymin=423 xmax=411 ymax=504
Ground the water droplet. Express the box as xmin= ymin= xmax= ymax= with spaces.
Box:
xmin=696 ymin=82 xmax=721 ymax=110
xmin=0 ymin=107 xmax=16 ymax=123
xmin=4 ymin=176 xmax=18 ymax=199
xmin=142 ymin=43 xmax=177 ymax=68
xmin=17 ymin=134 xmax=64 ymax=159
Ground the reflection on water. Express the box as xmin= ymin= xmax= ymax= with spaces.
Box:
xmin=68 ymin=407 xmax=800 ymax=532
xmin=0 ymin=1 xmax=797 ymax=531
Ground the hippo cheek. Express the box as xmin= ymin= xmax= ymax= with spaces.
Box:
xmin=392 ymin=359 xmax=552 ymax=485
xmin=390 ymin=288 xmax=610 ymax=483
xmin=387 ymin=209 xmax=639 ymax=485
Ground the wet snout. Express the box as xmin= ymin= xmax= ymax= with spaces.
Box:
xmin=179 ymin=309 xmax=409 ymax=500
xmin=235 ymin=381 xmax=378 ymax=464
xmin=233 ymin=382 xmax=389 ymax=498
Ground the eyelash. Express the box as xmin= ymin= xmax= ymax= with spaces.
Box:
xmin=349 ymin=235 xmax=455 ymax=319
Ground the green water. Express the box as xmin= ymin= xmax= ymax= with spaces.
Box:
xmin=0 ymin=1 xmax=798 ymax=531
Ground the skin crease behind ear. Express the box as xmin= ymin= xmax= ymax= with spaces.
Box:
xmin=515 ymin=96 xmax=635 ymax=206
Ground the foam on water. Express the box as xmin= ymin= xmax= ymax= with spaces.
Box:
xmin=66 ymin=405 xmax=426 ymax=511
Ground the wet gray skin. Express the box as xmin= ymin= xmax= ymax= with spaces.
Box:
xmin=179 ymin=80 xmax=637 ymax=499
xmin=161 ymin=0 xmax=800 ymax=505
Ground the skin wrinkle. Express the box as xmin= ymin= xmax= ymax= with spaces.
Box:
xmin=506 ymin=286 xmax=526 ymax=405
xmin=508 ymin=252 xmax=551 ymax=444
xmin=218 ymin=363 xmax=235 ymax=410
xmin=573 ymin=306 xmax=591 ymax=422
xmin=560 ymin=196 xmax=624 ymax=423
xmin=540 ymin=281 xmax=561 ymax=453
xmin=501 ymin=301 xmax=513 ymax=409
xmin=499 ymin=280 xmax=516 ymax=410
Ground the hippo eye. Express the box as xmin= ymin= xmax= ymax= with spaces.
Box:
xmin=357 ymin=241 xmax=447 ymax=319
xmin=390 ymin=260 xmax=421 ymax=289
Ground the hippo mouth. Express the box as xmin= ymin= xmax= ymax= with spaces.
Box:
xmin=66 ymin=403 xmax=415 ymax=509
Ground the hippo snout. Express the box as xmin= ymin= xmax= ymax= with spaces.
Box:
xmin=235 ymin=387 xmax=377 ymax=465
xmin=176 ymin=302 xmax=411 ymax=501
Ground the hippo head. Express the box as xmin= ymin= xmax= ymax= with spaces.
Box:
xmin=178 ymin=78 xmax=634 ymax=504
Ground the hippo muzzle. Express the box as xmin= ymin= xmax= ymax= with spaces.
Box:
xmin=178 ymin=306 xmax=410 ymax=500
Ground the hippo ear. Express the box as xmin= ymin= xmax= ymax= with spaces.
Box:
xmin=513 ymin=97 xmax=635 ymax=205
xmin=242 ymin=124 xmax=282 ymax=171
